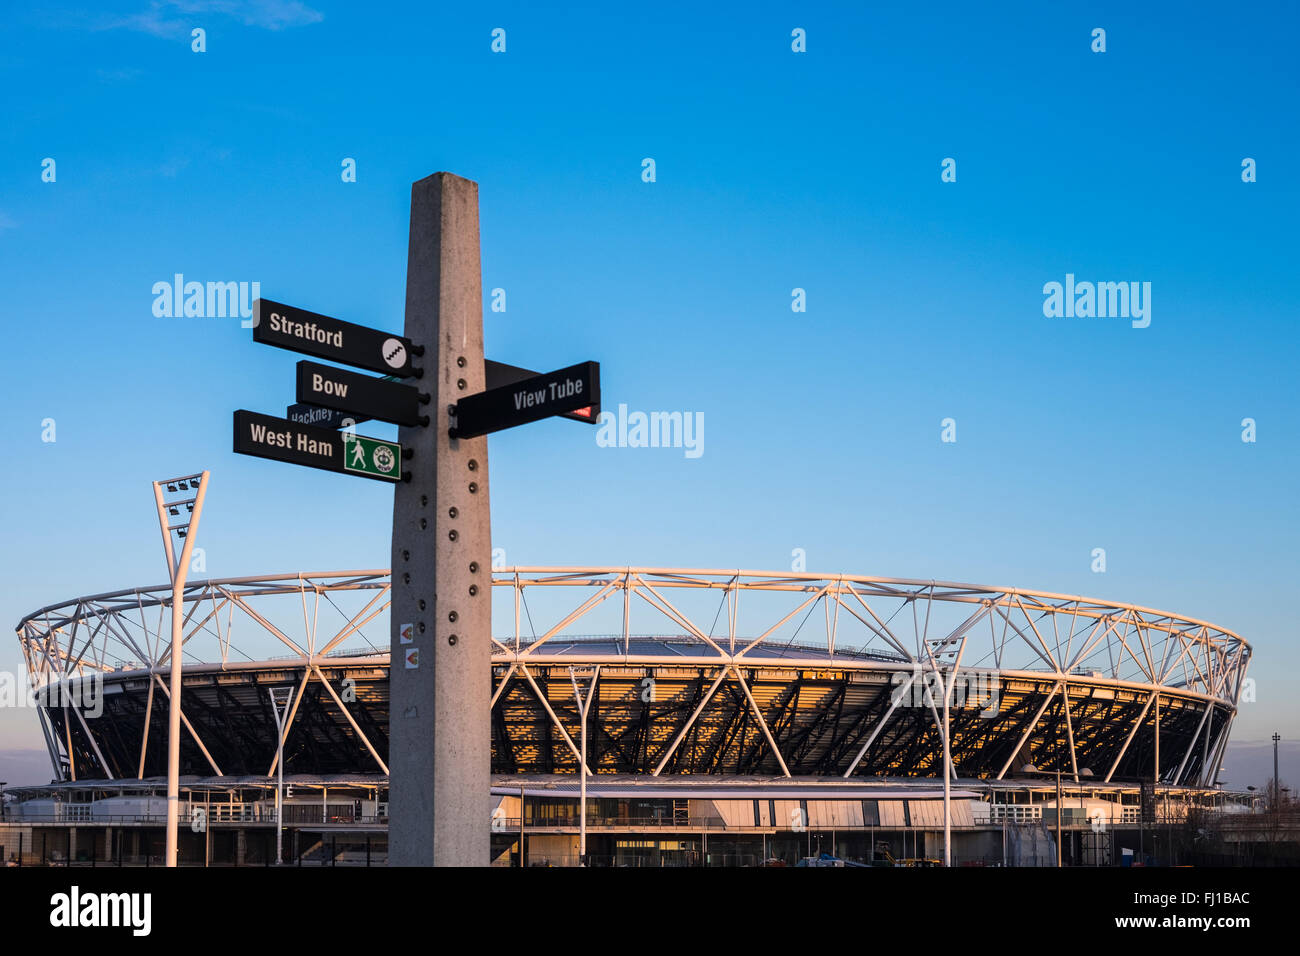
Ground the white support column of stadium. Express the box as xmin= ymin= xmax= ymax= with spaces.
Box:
xmin=490 ymin=664 xmax=516 ymax=708
xmin=137 ymin=679 xmax=154 ymax=778
xmin=1104 ymin=690 xmax=1157 ymax=783
xmin=519 ymin=665 xmax=588 ymax=771
xmin=653 ymin=668 xmax=730 ymax=776
xmin=733 ymin=665 xmax=790 ymax=777
xmin=1173 ymin=699 xmax=1214 ymax=786
xmin=311 ymin=664 xmax=389 ymax=774
xmin=1203 ymin=712 xmax=1235 ymax=788
xmin=1199 ymin=704 xmax=1214 ymax=786
xmin=1154 ymin=693 xmax=1161 ymax=784
xmin=35 ymin=706 xmax=62 ymax=780
xmin=995 ymin=681 xmax=1061 ymax=781
xmin=569 ymin=666 xmax=600 ymax=864
xmin=152 ymin=470 xmax=209 ymax=868
xmin=842 ymin=671 xmax=918 ymax=777
xmin=1062 ymin=685 xmax=1079 ymax=782
xmin=391 ymin=174 xmax=491 ymax=867
xmin=71 ymin=702 xmax=113 ymax=779
xmin=62 ymin=704 xmax=76 ymax=781
xmin=150 ymin=674 xmax=223 ymax=776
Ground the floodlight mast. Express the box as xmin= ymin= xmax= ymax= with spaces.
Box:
xmin=152 ymin=470 xmax=210 ymax=868
xmin=269 ymin=687 xmax=293 ymax=865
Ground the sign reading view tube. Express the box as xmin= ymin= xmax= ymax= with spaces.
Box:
xmin=252 ymin=298 xmax=419 ymax=377
xmin=451 ymin=361 xmax=600 ymax=439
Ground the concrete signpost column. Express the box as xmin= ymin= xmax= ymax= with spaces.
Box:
xmin=237 ymin=170 xmax=597 ymax=865
xmin=389 ymin=173 xmax=491 ymax=866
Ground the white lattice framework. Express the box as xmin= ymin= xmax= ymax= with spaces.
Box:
xmin=15 ymin=567 xmax=1251 ymax=787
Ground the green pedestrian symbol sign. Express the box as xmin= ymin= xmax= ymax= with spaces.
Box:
xmin=343 ymin=433 xmax=402 ymax=481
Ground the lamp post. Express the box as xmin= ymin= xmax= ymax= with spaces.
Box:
xmin=569 ymin=666 xmax=599 ymax=867
xmin=1273 ymin=733 xmax=1282 ymax=809
xmin=151 ymin=471 xmax=210 ymax=868
xmin=268 ymin=687 xmax=293 ymax=865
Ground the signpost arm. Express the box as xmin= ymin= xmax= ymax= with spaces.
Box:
xmin=389 ymin=172 xmax=491 ymax=866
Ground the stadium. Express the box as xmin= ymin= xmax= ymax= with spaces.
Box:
xmin=2 ymin=567 xmax=1254 ymax=866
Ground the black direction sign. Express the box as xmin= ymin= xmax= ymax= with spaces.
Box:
xmin=452 ymin=361 xmax=599 ymax=439
xmin=252 ymin=298 xmax=419 ymax=377
xmin=233 ymin=410 xmax=404 ymax=482
xmin=295 ymin=361 xmax=427 ymax=428
xmin=486 ymin=360 xmax=599 ymax=424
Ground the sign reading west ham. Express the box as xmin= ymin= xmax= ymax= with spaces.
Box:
xmin=252 ymin=298 xmax=419 ymax=377
xmin=232 ymin=410 xmax=404 ymax=482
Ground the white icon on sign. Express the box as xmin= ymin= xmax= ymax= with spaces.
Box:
xmin=373 ymin=445 xmax=396 ymax=473
xmin=382 ymin=338 xmax=407 ymax=369
xmin=348 ymin=440 xmax=366 ymax=468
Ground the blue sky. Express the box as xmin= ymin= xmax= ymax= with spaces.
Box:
xmin=0 ymin=1 xmax=1297 ymax=787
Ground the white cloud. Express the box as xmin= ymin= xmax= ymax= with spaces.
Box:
xmin=100 ymin=1 xmax=323 ymax=37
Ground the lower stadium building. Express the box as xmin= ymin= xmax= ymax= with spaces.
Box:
xmin=1 ymin=568 xmax=1257 ymax=866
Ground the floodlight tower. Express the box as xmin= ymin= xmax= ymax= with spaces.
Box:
xmin=151 ymin=471 xmax=210 ymax=868
xmin=269 ymin=686 xmax=294 ymax=865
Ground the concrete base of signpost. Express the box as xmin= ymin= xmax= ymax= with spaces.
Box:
xmin=388 ymin=172 xmax=492 ymax=866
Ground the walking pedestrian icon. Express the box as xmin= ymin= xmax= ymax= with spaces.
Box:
xmin=340 ymin=433 xmax=403 ymax=481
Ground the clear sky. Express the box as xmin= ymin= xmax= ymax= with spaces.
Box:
xmin=0 ymin=2 xmax=1296 ymax=788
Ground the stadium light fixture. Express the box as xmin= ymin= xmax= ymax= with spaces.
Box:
xmin=151 ymin=470 xmax=210 ymax=869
